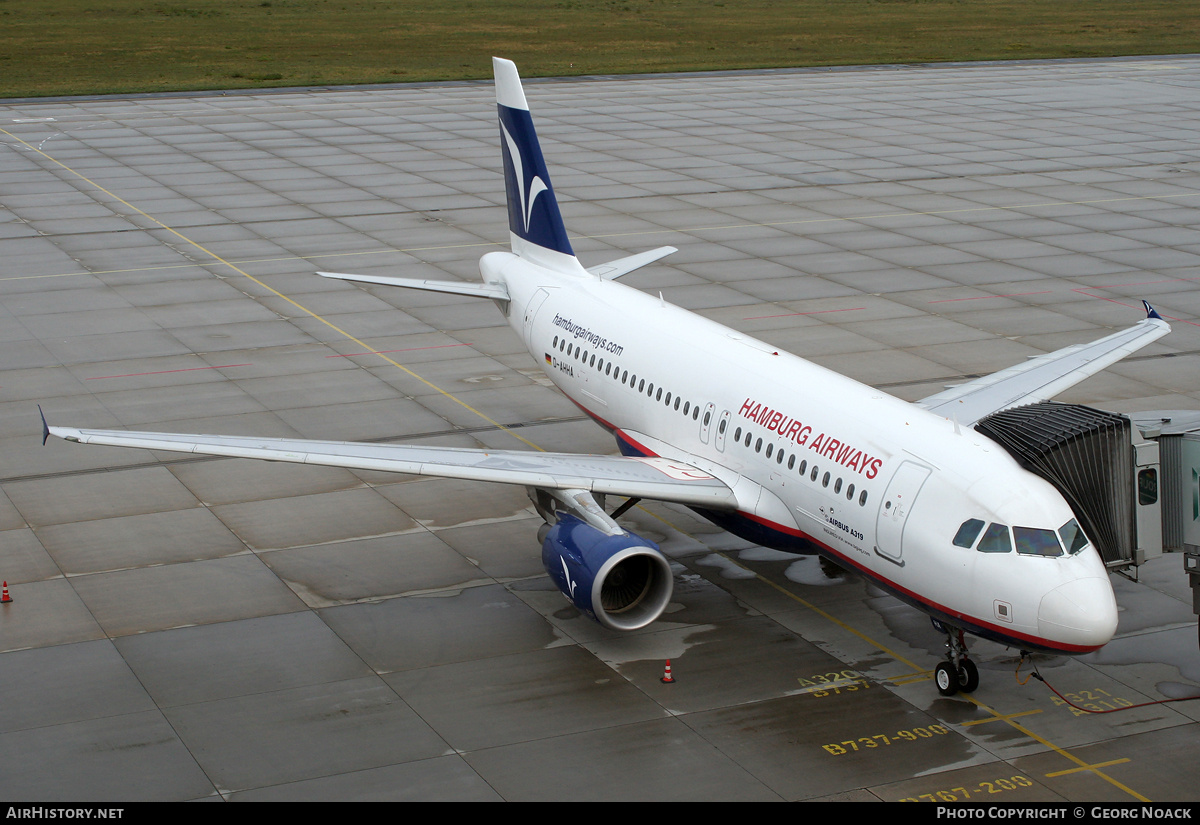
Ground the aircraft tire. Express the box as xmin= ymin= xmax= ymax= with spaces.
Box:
xmin=935 ymin=661 xmax=958 ymax=696
xmin=957 ymin=659 xmax=979 ymax=693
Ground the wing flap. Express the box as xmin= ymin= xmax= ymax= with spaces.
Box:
xmin=47 ymin=426 xmax=737 ymax=510
xmin=917 ymin=308 xmax=1170 ymax=426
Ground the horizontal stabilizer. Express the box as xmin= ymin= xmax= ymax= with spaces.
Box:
xmin=318 ymin=271 xmax=509 ymax=302
xmin=586 ymin=246 xmax=677 ymax=280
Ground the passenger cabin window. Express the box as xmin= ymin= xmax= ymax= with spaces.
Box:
xmin=952 ymin=519 xmax=985 ymax=548
xmin=1014 ymin=526 xmax=1063 ymax=557
xmin=977 ymin=523 xmax=1012 ymax=553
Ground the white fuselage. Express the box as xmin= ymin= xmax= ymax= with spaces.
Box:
xmin=483 ymin=248 xmax=1119 ymax=654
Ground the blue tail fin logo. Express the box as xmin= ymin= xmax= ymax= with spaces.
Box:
xmin=494 ymin=58 xmax=576 ymax=266
xmin=499 ymin=119 xmax=550 ymax=238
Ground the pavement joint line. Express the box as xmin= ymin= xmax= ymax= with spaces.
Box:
xmin=1071 ymin=286 xmax=1200 ymax=327
xmin=85 ymin=364 xmax=252 ymax=380
xmin=5 ymin=190 xmax=1200 ymax=284
xmin=0 ymin=126 xmax=545 ymax=452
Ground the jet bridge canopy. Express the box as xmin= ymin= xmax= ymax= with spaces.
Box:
xmin=974 ymin=402 xmax=1134 ymax=568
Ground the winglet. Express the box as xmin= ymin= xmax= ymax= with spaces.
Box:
xmin=1142 ymin=300 xmax=1163 ymax=320
xmin=38 ymin=405 xmax=49 ymax=446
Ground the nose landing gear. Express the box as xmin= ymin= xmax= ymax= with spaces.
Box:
xmin=932 ymin=620 xmax=979 ymax=697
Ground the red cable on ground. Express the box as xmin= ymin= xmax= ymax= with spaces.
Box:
xmin=1019 ymin=656 xmax=1200 ymax=713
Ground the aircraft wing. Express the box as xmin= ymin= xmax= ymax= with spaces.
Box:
xmin=916 ymin=302 xmax=1170 ymax=426
xmin=43 ymin=424 xmax=738 ymax=510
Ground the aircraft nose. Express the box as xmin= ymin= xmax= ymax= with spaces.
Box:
xmin=1037 ymin=577 xmax=1118 ymax=649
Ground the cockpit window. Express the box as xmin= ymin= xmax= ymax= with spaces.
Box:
xmin=1013 ymin=526 xmax=1063 ymax=557
xmin=1058 ymin=519 xmax=1089 ymax=555
xmin=952 ymin=519 xmax=985 ymax=548
xmin=977 ymin=523 xmax=1012 ymax=553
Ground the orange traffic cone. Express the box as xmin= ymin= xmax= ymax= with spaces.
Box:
xmin=660 ymin=659 xmax=674 ymax=684
xmin=1 ymin=582 xmax=11 ymax=604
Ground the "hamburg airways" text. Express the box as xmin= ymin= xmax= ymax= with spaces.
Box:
xmin=739 ymin=397 xmax=882 ymax=479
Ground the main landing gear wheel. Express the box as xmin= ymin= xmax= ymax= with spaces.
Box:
xmin=932 ymin=619 xmax=979 ymax=696
xmin=957 ymin=658 xmax=979 ymax=694
xmin=935 ymin=661 xmax=959 ymax=696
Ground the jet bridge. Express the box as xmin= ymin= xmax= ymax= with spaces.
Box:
xmin=975 ymin=403 xmax=1200 ymax=648
xmin=975 ymin=402 xmax=1135 ymax=568
xmin=1129 ymin=411 xmax=1200 ymax=634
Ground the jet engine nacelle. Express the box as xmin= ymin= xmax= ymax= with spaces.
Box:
xmin=540 ymin=515 xmax=673 ymax=631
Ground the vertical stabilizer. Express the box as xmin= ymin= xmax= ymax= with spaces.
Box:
xmin=493 ymin=58 xmax=584 ymax=274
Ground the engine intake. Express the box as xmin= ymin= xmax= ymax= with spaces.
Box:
xmin=541 ymin=515 xmax=673 ymax=631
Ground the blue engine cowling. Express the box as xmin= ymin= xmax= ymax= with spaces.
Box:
xmin=541 ymin=515 xmax=673 ymax=631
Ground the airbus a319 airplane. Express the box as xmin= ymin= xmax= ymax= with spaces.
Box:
xmin=44 ymin=59 xmax=1172 ymax=696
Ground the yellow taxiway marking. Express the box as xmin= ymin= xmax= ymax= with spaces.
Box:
xmin=886 ymin=669 xmax=935 ymax=687
xmin=1045 ymin=758 xmax=1132 ymax=779
xmin=748 ymin=566 xmax=926 ymax=672
xmin=959 ymin=709 xmax=1044 ymax=726
xmin=0 ymin=127 xmax=543 ymax=451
